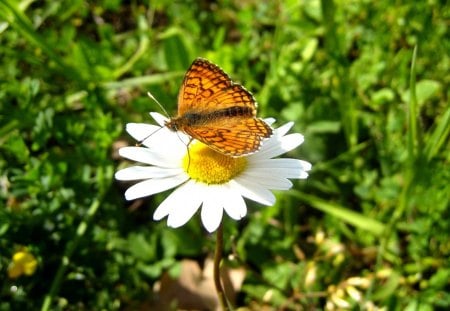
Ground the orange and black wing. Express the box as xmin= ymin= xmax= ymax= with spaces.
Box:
xmin=177 ymin=58 xmax=257 ymax=116
xmin=184 ymin=117 xmax=272 ymax=157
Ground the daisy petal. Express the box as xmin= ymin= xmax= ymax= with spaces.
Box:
xmin=249 ymin=159 xmax=312 ymax=178
xmin=240 ymin=171 xmax=293 ymax=190
xmin=256 ymin=133 xmax=305 ymax=159
xmin=119 ymin=146 xmax=159 ymax=165
xmin=299 ymin=171 xmax=309 ymax=179
xmin=165 ymin=181 xmax=204 ymax=228
xmin=264 ymin=118 xmax=276 ymax=126
xmin=119 ymin=146 xmax=182 ymax=168
xmin=201 ymin=186 xmax=224 ymax=232
xmin=150 ymin=112 xmax=169 ymax=127
xmin=115 ymin=166 xmax=183 ymax=181
xmin=222 ymin=183 xmax=247 ymax=220
xmin=138 ymin=124 xmax=190 ymax=154
xmin=299 ymin=160 xmax=313 ymax=172
xmin=274 ymin=121 xmax=294 ymax=137
xmin=153 ymin=180 xmax=201 ymax=223
xmin=124 ymin=173 xmax=188 ymax=200
xmin=230 ymin=178 xmax=276 ymax=206
xmin=247 ymin=167 xmax=300 ymax=179
xmin=126 ymin=123 xmax=161 ymax=142
xmin=250 ymin=158 xmax=305 ymax=168
xmin=279 ymin=133 xmax=304 ymax=152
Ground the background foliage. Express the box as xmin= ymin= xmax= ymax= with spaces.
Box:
xmin=0 ymin=0 xmax=448 ymax=310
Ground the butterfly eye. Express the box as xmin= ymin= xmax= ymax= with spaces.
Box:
xmin=165 ymin=120 xmax=177 ymax=131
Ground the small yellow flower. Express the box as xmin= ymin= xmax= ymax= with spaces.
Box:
xmin=7 ymin=249 xmax=38 ymax=278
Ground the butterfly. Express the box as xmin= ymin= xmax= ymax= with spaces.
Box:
xmin=165 ymin=58 xmax=272 ymax=157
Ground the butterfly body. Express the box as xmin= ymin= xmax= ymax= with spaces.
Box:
xmin=165 ymin=58 xmax=272 ymax=157
xmin=168 ymin=105 xmax=254 ymax=128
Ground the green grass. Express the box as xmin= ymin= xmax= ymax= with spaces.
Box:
xmin=0 ymin=0 xmax=449 ymax=310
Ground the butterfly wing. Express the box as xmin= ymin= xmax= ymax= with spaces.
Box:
xmin=177 ymin=58 xmax=257 ymax=116
xmin=171 ymin=58 xmax=272 ymax=156
xmin=184 ymin=117 xmax=272 ymax=157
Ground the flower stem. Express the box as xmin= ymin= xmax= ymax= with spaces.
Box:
xmin=214 ymin=223 xmax=231 ymax=310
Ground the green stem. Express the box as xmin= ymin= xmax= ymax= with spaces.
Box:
xmin=214 ymin=223 xmax=231 ymax=311
xmin=407 ymin=45 xmax=419 ymax=162
xmin=40 ymin=197 xmax=102 ymax=311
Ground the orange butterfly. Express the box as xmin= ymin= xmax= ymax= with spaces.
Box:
xmin=165 ymin=58 xmax=272 ymax=157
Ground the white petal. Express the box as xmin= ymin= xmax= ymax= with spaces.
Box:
xmin=165 ymin=181 xmax=204 ymax=228
xmin=124 ymin=115 xmax=190 ymax=160
xmin=222 ymin=183 xmax=247 ymax=220
xmin=124 ymin=173 xmax=189 ymax=200
xmin=118 ymin=146 xmax=182 ymax=168
xmin=153 ymin=180 xmax=200 ymax=223
xmin=150 ymin=112 xmax=169 ymax=127
xmin=252 ymin=139 xmax=279 ymax=160
xmin=201 ymin=186 xmax=224 ymax=232
xmin=264 ymin=118 xmax=276 ymax=126
xmin=255 ymin=133 xmax=305 ymax=159
xmin=298 ymin=171 xmax=309 ymax=179
xmin=119 ymin=146 xmax=159 ymax=164
xmin=138 ymin=125 xmax=190 ymax=155
xmin=239 ymin=171 xmax=293 ymax=190
xmin=274 ymin=121 xmax=294 ymax=137
xmin=115 ymin=166 xmax=183 ymax=181
xmin=250 ymin=158 xmax=305 ymax=168
xmin=139 ymin=127 xmax=170 ymax=147
xmin=229 ymin=178 xmax=276 ymax=206
xmin=126 ymin=123 xmax=161 ymax=142
xmin=280 ymin=133 xmax=304 ymax=151
xmin=299 ymin=160 xmax=312 ymax=172
xmin=249 ymin=158 xmax=312 ymax=178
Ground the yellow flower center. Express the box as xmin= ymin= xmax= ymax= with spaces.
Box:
xmin=182 ymin=142 xmax=247 ymax=184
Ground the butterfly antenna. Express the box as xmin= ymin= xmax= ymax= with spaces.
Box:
xmin=146 ymin=91 xmax=192 ymax=172
xmin=135 ymin=92 xmax=170 ymax=146
xmin=147 ymin=91 xmax=170 ymax=118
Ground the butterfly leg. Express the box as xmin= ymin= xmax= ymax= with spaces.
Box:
xmin=185 ymin=137 xmax=194 ymax=173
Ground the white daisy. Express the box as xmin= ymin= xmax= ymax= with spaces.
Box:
xmin=115 ymin=112 xmax=312 ymax=233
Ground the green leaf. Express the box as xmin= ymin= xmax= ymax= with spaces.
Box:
xmin=290 ymin=191 xmax=386 ymax=236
